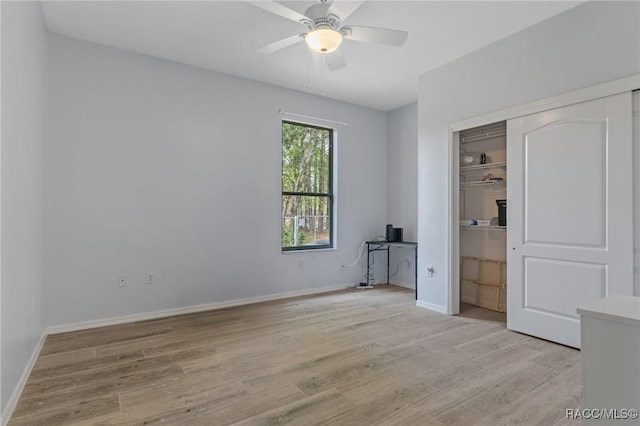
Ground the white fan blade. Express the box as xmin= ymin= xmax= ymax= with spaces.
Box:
xmin=327 ymin=0 xmax=365 ymax=22
xmin=325 ymin=48 xmax=346 ymax=71
xmin=248 ymin=1 xmax=309 ymax=24
xmin=342 ymin=25 xmax=408 ymax=46
xmin=257 ymin=33 xmax=305 ymax=54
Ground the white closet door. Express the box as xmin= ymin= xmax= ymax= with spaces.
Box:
xmin=507 ymin=92 xmax=633 ymax=348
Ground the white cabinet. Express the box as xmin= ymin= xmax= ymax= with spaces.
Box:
xmin=578 ymin=296 xmax=640 ymax=425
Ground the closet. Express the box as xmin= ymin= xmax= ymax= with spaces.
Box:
xmin=451 ymin=86 xmax=638 ymax=348
xmin=458 ymin=121 xmax=507 ymax=315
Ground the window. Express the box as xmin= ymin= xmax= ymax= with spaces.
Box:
xmin=282 ymin=121 xmax=334 ymax=250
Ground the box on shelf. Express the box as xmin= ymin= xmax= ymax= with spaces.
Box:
xmin=496 ymin=199 xmax=507 ymax=226
xmin=460 ymin=219 xmax=492 ymax=227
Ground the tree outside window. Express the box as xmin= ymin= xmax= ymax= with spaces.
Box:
xmin=282 ymin=121 xmax=333 ymax=250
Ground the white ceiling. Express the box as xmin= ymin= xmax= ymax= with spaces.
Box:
xmin=41 ymin=1 xmax=581 ymax=111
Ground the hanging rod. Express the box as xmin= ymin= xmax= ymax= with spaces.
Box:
xmin=279 ymin=110 xmax=348 ymax=127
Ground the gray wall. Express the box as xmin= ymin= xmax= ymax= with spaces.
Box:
xmin=46 ymin=34 xmax=389 ymax=327
xmin=0 ymin=1 xmax=48 ymax=414
xmin=417 ymin=1 xmax=640 ymax=310
xmin=387 ymin=102 xmax=418 ymax=288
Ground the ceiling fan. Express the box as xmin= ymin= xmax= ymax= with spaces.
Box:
xmin=249 ymin=0 xmax=408 ymax=70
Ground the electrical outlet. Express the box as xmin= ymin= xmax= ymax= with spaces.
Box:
xmin=426 ymin=265 xmax=434 ymax=277
xmin=146 ymin=272 xmax=154 ymax=285
xmin=118 ymin=275 xmax=127 ymax=287
xmin=298 ymin=258 xmax=304 ymax=269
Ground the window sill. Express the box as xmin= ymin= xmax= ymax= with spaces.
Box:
xmin=281 ymin=247 xmax=336 ymax=254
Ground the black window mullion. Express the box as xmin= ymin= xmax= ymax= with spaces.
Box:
xmin=283 ymin=192 xmax=332 ymax=197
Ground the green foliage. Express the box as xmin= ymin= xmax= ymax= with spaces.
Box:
xmin=282 ymin=226 xmax=309 ymax=247
xmin=282 ymin=227 xmax=293 ymax=247
xmin=281 ymin=121 xmax=332 ymax=247
xmin=282 ymin=122 xmax=330 ymax=195
xmin=298 ymin=229 xmax=308 ymax=245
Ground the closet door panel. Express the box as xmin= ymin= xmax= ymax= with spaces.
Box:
xmin=523 ymin=257 xmax=605 ymax=319
xmin=523 ymin=121 xmax=605 ymax=247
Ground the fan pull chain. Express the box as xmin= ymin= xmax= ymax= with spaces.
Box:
xmin=306 ymin=48 xmax=311 ymax=89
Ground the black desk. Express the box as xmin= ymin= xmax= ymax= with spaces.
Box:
xmin=365 ymin=241 xmax=418 ymax=299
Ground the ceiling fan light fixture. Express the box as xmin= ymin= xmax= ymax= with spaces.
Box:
xmin=305 ymin=28 xmax=342 ymax=53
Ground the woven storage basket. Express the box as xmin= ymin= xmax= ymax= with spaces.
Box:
xmin=460 ymin=257 xmax=507 ymax=313
xmin=477 ymin=284 xmax=506 ymax=312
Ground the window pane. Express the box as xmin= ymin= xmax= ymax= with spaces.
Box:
xmin=282 ymin=195 xmax=331 ymax=248
xmin=282 ymin=122 xmax=331 ymax=194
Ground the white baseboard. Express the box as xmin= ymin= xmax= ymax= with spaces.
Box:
xmin=47 ymin=283 xmax=357 ymax=335
xmin=389 ymin=280 xmax=415 ymax=290
xmin=416 ymin=300 xmax=448 ymax=314
xmin=1 ymin=331 xmax=47 ymax=426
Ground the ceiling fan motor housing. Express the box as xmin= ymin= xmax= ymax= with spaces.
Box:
xmin=311 ymin=16 xmax=340 ymax=31
xmin=304 ymin=3 xmax=341 ymax=30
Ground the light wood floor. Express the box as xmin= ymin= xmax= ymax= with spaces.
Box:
xmin=9 ymin=286 xmax=581 ymax=425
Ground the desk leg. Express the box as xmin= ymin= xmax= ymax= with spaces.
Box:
xmin=387 ymin=246 xmax=390 ymax=285
xmin=366 ymin=243 xmax=370 ymax=286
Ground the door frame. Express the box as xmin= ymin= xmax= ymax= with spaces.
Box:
xmin=445 ymin=74 xmax=640 ymax=315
